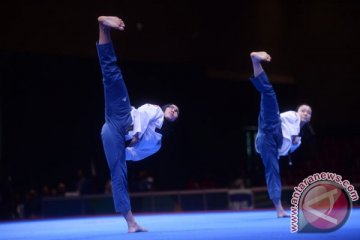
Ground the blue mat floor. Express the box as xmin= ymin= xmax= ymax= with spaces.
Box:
xmin=1 ymin=208 xmax=359 ymax=240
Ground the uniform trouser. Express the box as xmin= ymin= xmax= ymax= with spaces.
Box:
xmin=251 ymin=72 xmax=283 ymax=202
xmin=101 ymin=123 xmax=130 ymax=213
xmin=97 ymin=42 xmax=132 ymax=214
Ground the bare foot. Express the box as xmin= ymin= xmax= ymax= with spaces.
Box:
xmin=277 ymin=211 xmax=290 ymax=218
xmin=128 ymin=223 xmax=148 ymax=233
xmin=250 ymin=51 xmax=271 ymax=63
xmin=123 ymin=210 xmax=148 ymax=233
xmin=98 ymin=16 xmax=125 ymax=31
xmin=272 ymin=200 xmax=289 ymax=218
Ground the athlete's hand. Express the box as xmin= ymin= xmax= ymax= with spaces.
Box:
xmin=292 ymin=136 xmax=301 ymax=145
xmin=129 ymin=132 xmax=140 ymax=147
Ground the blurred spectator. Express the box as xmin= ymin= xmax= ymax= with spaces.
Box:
xmin=231 ymin=177 xmax=245 ymax=189
xmin=0 ymin=176 xmax=18 ymax=219
xmin=23 ymin=188 xmax=41 ymax=218
xmin=57 ymin=182 xmax=66 ymax=196
xmin=186 ymin=176 xmax=200 ymax=190
xmin=104 ymin=179 xmax=112 ymax=194
xmin=41 ymin=185 xmax=51 ymax=197
xmin=131 ymin=170 xmax=155 ymax=192
xmin=75 ymin=169 xmax=92 ymax=195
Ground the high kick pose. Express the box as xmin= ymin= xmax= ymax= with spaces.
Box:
xmin=249 ymin=51 xmax=312 ymax=217
xmin=96 ymin=16 xmax=179 ymax=232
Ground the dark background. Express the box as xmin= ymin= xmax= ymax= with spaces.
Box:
xmin=1 ymin=0 xmax=360 ymax=215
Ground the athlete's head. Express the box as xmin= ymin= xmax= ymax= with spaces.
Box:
xmin=297 ymin=104 xmax=312 ymax=124
xmin=161 ymin=104 xmax=179 ymax=122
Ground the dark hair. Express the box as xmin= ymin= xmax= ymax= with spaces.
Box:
xmin=297 ymin=104 xmax=313 ymax=135
xmin=296 ymin=103 xmax=312 ymax=111
xmin=161 ymin=103 xmax=179 ymax=114
xmin=157 ymin=103 xmax=178 ymax=138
